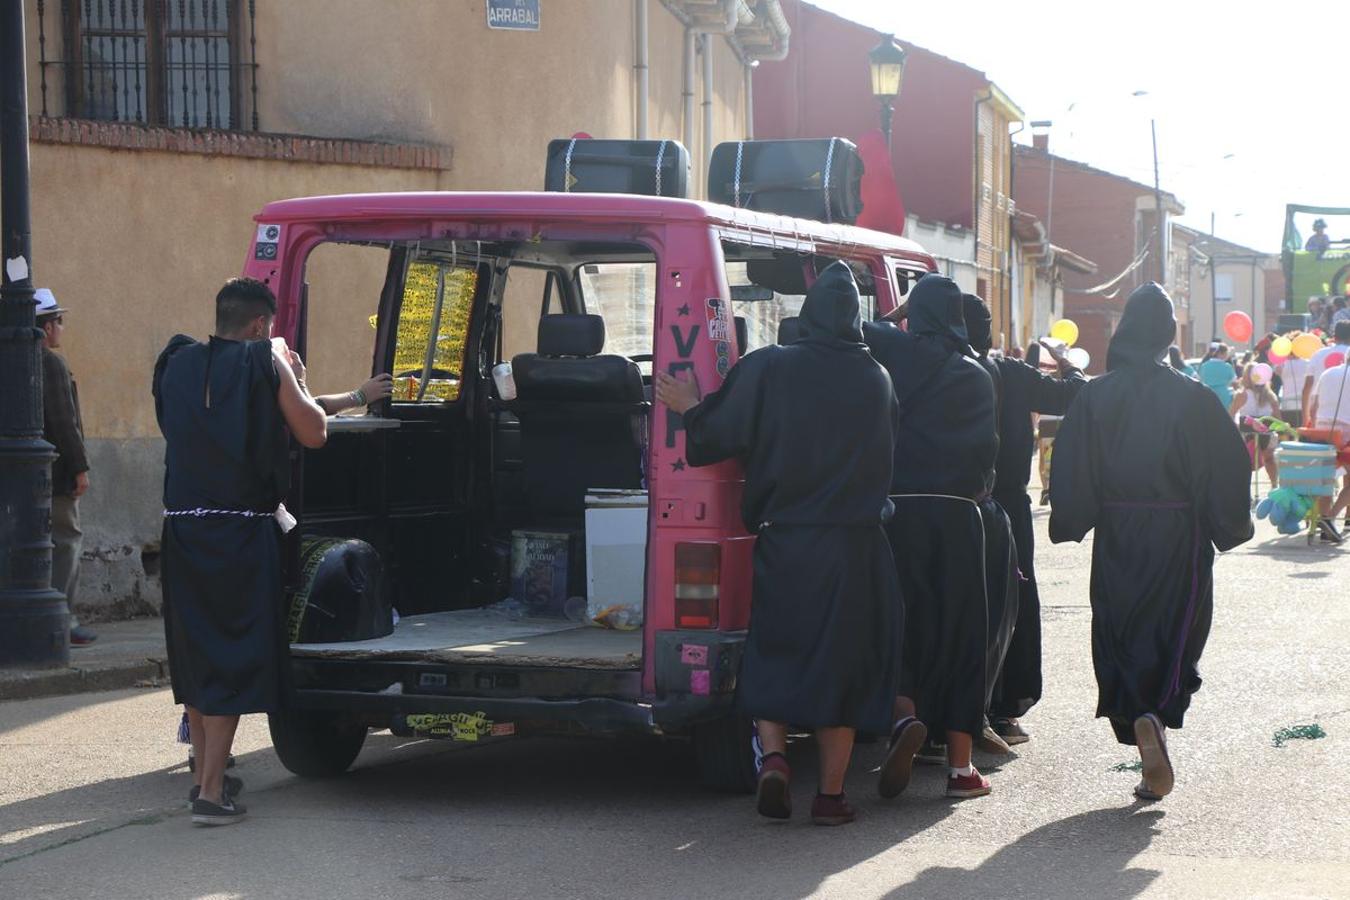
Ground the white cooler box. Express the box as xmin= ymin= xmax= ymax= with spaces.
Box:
xmin=584 ymin=490 xmax=648 ymax=627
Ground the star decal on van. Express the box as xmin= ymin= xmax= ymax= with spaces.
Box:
xmin=671 ymin=458 xmax=686 ymax=472
xmin=677 ymin=303 xmax=690 ymax=317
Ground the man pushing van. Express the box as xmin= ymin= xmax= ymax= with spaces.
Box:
xmin=656 ymin=261 xmax=915 ymax=826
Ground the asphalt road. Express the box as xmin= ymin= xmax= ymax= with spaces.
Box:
xmin=1 ymin=503 xmax=1347 ymax=899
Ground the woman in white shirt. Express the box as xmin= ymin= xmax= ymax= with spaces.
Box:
xmin=1230 ymin=363 xmax=1282 ymax=488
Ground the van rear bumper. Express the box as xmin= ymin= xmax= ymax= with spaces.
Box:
xmin=281 ymin=628 xmax=746 ymax=735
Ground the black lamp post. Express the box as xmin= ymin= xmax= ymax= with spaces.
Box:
xmin=0 ymin=2 xmax=68 ymax=669
xmin=869 ymin=35 xmax=906 ymax=149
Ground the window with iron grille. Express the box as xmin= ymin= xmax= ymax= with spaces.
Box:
xmin=38 ymin=0 xmax=258 ymax=130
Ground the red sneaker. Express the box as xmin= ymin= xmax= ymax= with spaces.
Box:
xmin=810 ymin=792 xmax=856 ymax=826
xmin=946 ymin=767 xmax=992 ymax=799
xmin=755 ymin=752 xmax=792 ymax=820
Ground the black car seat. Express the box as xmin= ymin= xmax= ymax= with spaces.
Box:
xmin=777 ymin=316 xmax=802 ymax=345
xmin=511 ymin=315 xmax=646 ymax=518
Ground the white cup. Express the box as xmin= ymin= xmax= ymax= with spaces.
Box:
xmin=492 ymin=362 xmax=517 ymax=401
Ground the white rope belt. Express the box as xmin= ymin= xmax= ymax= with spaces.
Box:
xmin=163 ymin=508 xmax=273 ymax=518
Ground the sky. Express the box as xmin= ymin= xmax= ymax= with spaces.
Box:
xmin=812 ymin=0 xmax=1350 ymax=253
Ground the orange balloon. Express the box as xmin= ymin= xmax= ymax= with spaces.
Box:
xmin=1292 ymin=333 xmax=1323 ymax=361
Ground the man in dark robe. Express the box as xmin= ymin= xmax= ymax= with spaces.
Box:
xmin=958 ymin=294 xmax=1021 ymax=756
xmin=864 ymin=274 xmax=999 ymax=800
xmin=655 ymin=262 xmax=910 ymax=826
xmin=1049 ymin=283 xmax=1252 ymax=800
xmin=154 ymin=278 xmax=328 ymax=826
xmin=962 ymin=296 xmax=1087 ymax=745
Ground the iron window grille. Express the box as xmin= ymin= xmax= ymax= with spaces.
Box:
xmin=37 ymin=0 xmax=259 ymax=130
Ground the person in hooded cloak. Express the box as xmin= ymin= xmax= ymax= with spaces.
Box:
xmin=958 ymin=294 xmax=1021 ymax=756
xmin=863 ymin=274 xmax=999 ymax=800
xmin=961 ymin=295 xmax=1088 ymax=745
xmin=1049 ymin=283 xmax=1252 ymax=800
xmin=655 ymin=262 xmax=907 ymax=826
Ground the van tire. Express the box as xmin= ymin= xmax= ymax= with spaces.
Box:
xmin=692 ymin=713 xmax=757 ymax=794
xmin=268 ymin=709 xmax=367 ymax=778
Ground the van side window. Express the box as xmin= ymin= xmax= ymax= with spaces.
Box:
xmin=392 ymin=261 xmax=476 ymax=403
xmin=723 ymin=245 xmax=877 ymax=351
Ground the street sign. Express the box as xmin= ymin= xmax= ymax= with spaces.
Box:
xmin=486 ymin=0 xmax=539 ymax=31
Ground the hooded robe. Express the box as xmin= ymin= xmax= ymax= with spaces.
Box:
xmin=864 ymin=275 xmax=997 ymax=738
xmin=959 ymin=294 xmax=1023 ymax=712
xmin=682 ymin=262 xmax=902 ymax=732
xmin=1049 ymin=283 xmax=1253 ymax=743
xmin=961 ymin=296 xmax=1089 ymax=719
xmin=154 ymin=336 xmax=291 ymax=715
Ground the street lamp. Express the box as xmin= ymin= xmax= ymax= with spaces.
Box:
xmin=869 ymin=35 xmax=906 ymax=148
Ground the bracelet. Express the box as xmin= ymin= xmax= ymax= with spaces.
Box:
xmin=351 ymin=388 xmax=367 ymax=407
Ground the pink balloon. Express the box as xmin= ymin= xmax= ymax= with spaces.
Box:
xmin=1267 ymin=352 xmax=1288 ymax=365
xmin=1224 ymin=310 xmax=1253 ymax=344
xmin=1325 ymin=351 xmax=1346 ymax=369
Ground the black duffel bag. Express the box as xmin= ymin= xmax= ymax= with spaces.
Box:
xmin=545 ymin=138 xmax=691 ymax=198
xmin=708 ymin=138 xmax=864 ymax=224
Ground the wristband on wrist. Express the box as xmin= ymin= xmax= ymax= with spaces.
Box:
xmin=351 ymin=388 xmax=368 ymax=407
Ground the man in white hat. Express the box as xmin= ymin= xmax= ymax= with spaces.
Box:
xmin=37 ymin=288 xmax=98 ymax=645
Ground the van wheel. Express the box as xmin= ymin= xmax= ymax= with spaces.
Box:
xmin=268 ymin=709 xmax=367 ymax=778
xmin=692 ymin=713 xmax=758 ymax=794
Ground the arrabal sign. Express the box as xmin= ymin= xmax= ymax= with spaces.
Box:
xmin=486 ymin=0 xmax=539 ymax=30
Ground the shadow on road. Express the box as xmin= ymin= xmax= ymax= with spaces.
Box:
xmin=888 ymin=807 xmax=1165 ymax=899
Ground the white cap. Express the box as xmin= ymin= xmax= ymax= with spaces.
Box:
xmin=35 ymin=288 xmax=66 ymax=317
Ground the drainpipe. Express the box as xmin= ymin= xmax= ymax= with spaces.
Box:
xmin=1006 ymin=119 xmax=1025 ymax=348
xmin=683 ymin=27 xmax=697 ymax=156
xmin=635 ymin=0 xmax=649 ymax=139
xmin=744 ymin=60 xmax=755 ymax=140
xmin=702 ymin=33 xmax=715 ymax=176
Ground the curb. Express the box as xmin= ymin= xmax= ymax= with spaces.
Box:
xmin=0 ymin=658 xmax=169 ymax=702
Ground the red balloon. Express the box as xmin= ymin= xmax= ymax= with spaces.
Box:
xmin=1224 ymin=310 xmax=1253 ymax=343
xmin=1325 ymin=351 xmax=1346 ymax=369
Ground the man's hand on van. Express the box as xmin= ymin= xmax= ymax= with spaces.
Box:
xmin=655 ymin=371 xmax=701 ymax=414
xmin=360 ymin=373 xmax=394 ymax=404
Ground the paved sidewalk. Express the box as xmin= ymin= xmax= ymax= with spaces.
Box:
xmin=0 ymin=618 xmax=167 ymax=702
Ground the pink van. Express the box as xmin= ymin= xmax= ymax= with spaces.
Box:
xmin=246 ymin=180 xmax=935 ymax=791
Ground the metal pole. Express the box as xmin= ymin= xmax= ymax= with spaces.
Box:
xmin=1209 ymin=213 xmax=1218 ymax=343
xmin=1151 ymin=118 xmax=1165 ymax=285
xmin=0 ymin=0 xmax=68 ymax=669
xmin=880 ymin=99 xmax=893 ymax=150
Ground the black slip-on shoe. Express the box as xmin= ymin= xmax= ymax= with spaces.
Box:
xmin=188 ymin=775 xmax=243 ymax=807
xmin=191 ymin=797 xmax=247 ymax=827
xmin=879 ymin=717 xmax=927 ymax=799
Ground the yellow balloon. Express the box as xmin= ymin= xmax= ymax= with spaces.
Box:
xmin=1293 ymin=333 xmax=1323 ymax=361
xmin=1271 ymin=336 xmax=1293 ymax=358
xmin=1050 ymin=318 xmax=1079 ymax=347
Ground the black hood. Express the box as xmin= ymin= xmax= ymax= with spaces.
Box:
xmin=798 ymin=261 xmax=863 ymax=344
xmin=908 ymin=274 xmax=969 ymax=346
xmin=1106 ymin=282 xmax=1177 ymax=371
xmin=962 ymin=293 xmax=992 ymax=357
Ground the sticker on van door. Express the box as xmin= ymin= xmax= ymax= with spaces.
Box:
xmin=705 ymin=297 xmax=731 ymax=342
xmin=254 ymin=223 xmax=282 ymax=261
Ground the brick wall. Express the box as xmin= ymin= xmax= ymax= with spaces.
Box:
xmin=31 ymin=117 xmax=450 ymax=171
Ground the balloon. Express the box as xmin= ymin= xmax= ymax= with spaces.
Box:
xmin=1272 ymin=336 xmax=1293 ymax=358
xmin=1267 ymin=352 xmax=1288 ymax=365
xmin=1065 ymin=347 xmax=1090 ymax=370
xmin=1250 ymin=363 xmax=1273 ymax=385
xmin=1293 ymin=333 xmax=1323 ymax=360
xmin=1049 ymin=318 xmax=1079 ymax=347
xmin=1224 ymin=310 xmax=1253 ymax=343
xmin=1326 ymin=352 xmax=1346 ymax=369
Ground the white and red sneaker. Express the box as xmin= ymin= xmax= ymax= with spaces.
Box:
xmin=946 ymin=766 xmax=992 ymax=799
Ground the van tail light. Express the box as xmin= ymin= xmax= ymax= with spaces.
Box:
xmin=674 ymin=542 xmax=720 ymax=629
